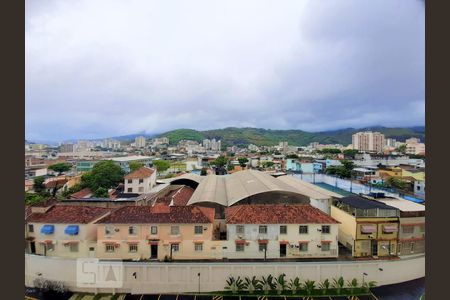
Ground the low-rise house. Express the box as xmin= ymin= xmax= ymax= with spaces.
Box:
xmin=124 ymin=166 xmax=156 ymax=194
xmin=25 ymin=205 xmax=111 ymax=258
xmin=331 ymin=195 xmax=400 ymax=258
xmin=223 ymin=204 xmax=340 ymax=260
xmin=95 ymin=205 xmax=218 ymax=261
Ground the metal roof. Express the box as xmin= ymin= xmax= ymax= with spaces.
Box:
xmin=277 ymin=175 xmax=343 ymax=200
xmin=337 ymin=195 xmax=399 ymax=210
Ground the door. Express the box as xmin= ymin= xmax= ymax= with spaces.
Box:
xmin=89 ymin=247 xmax=95 ymax=258
xmin=280 ymin=244 xmax=287 ymax=257
xmin=150 ymin=245 xmax=158 ymax=259
xmin=30 ymin=242 xmax=36 ymax=254
xmin=372 ymin=240 xmax=378 ymax=256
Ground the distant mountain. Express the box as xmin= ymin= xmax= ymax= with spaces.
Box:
xmin=158 ymin=126 xmax=425 ymax=147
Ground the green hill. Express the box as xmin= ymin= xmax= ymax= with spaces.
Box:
xmin=158 ymin=126 xmax=425 ymax=147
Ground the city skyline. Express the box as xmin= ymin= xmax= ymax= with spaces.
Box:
xmin=26 ymin=0 xmax=424 ymax=141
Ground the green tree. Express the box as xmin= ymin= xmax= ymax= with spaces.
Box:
xmin=286 ymin=154 xmax=299 ymax=159
xmin=343 ymin=149 xmax=359 ymax=158
xmin=262 ymin=161 xmax=275 ymax=169
xmin=238 ymin=157 xmax=249 ymax=167
xmin=396 ymin=144 xmax=407 ymax=154
xmin=93 ymin=187 xmax=109 ymax=198
xmin=200 ymin=168 xmax=208 ymax=176
xmin=319 ymin=148 xmax=341 ymax=154
xmin=385 ymin=177 xmax=406 ymax=189
xmin=152 ymin=160 xmax=171 ymax=173
xmin=128 ymin=161 xmax=144 ymax=172
xmin=33 ymin=176 xmax=45 ymax=193
xmin=80 ymin=160 xmax=124 ymax=191
xmin=48 ymin=162 xmax=72 ymax=175
xmin=25 ymin=192 xmax=47 ymax=205
xmin=212 ymin=155 xmax=228 ymax=167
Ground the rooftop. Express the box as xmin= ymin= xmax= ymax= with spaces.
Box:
xmin=26 ymin=205 xmax=110 ymax=224
xmin=337 ymin=195 xmax=399 ymax=210
xmin=124 ymin=166 xmax=155 ymax=179
xmin=225 ymin=204 xmax=339 ymax=224
xmin=109 ymin=155 xmax=152 ymax=162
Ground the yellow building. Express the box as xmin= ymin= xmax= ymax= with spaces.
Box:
xmin=331 ymin=195 xmax=400 ymax=258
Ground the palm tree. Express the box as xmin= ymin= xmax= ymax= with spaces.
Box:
xmin=225 ymin=276 xmax=245 ymax=294
xmin=318 ymin=279 xmax=330 ymax=295
xmin=275 ymin=274 xmax=287 ymax=295
xmin=288 ymin=277 xmax=302 ymax=295
xmin=347 ymin=278 xmax=359 ymax=295
xmin=332 ymin=277 xmax=345 ymax=295
xmin=257 ymin=275 xmax=276 ymax=295
xmin=303 ymin=280 xmax=316 ymax=295
xmin=243 ymin=276 xmax=259 ymax=294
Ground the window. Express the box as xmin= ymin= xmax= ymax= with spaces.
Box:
xmin=70 ymin=243 xmax=79 ymax=252
xmin=128 ymin=179 xmax=132 ymax=184
xmin=194 ymin=226 xmax=203 ymax=235
xmin=299 ymin=225 xmax=308 ymax=234
xmin=194 ymin=243 xmax=203 ymax=252
xmin=171 ymin=226 xmax=180 ymax=235
xmin=402 ymin=226 xmax=414 ymax=234
xmin=416 ymin=186 xmax=421 ymax=191
xmin=259 ymin=244 xmax=267 ymax=252
xmin=322 ymin=225 xmax=330 ymax=234
xmin=151 ymin=226 xmax=158 ymax=235
xmin=419 ymin=224 xmax=425 ymax=233
xmin=106 ymin=244 xmax=115 ymax=253
xmin=172 ymin=244 xmax=179 ymax=252
xmin=28 ymin=224 xmax=34 ymax=233
xmin=259 ymin=225 xmax=267 ymax=234
xmin=129 ymin=244 xmax=138 ymax=253
xmin=47 ymin=243 xmax=55 ymax=252
xmin=129 ymin=226 xmax=137 ymax=235
xmin=410 ymin=242 xmax=415 ymax=253
xmin=280 ymin=225 xmax=287 ymax=235
xmin=321 ymin=243 xmax=331 ymax=251
xmin=236 ymin=225 xmax=244 ymax=234
xmin=139 ymin=179 xmax=144 ymax=184
xmin=127 ymin=188 xmax=132 ymax=193
xmin=105 ymin=226 xmax=114 ymax=235
xmin=236 ymin=244 xmax=245 ymax=252
xmin=398 ymin=243 xmax=402 ymax=254
xmin=299 ymin=243 xmax=308 ymax=252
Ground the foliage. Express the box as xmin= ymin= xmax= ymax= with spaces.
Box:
xmin=33 ymin=277 xmax=67 ymax=293
xmin=257 ymin=275 xmax=276 ymax=294
xmin=326 ymin=159 xmax=355 ymax=178
xmin=25 ymin=192 xmax=50 ymax=205
xmin=303 ymin=280 xmax=316 ymax=295
xmin=227 ymin=164 xmax=235 ymax=171
xmin=318 ymin=279 xmax=330 ymax=294
xmin=80 ymin=160 xmax=124 ymax=191
xmin=225 ymin=276 xmax=245 ymax=294
xmin=93 ymin=187 xmax=109 ymax=198
xmin=362 ymin=280 xmax=377 ymax=292
xmin=48 ymin=163 xmax=72 ymax=175
xmin=238 ymin=157 xmax=249 ymax=168
xmin=243 ymin=276 xmax=259 ymax=294
xmin=288 ymin=277 xmax=302 ymax=294
xmin=275 ymin=274 xmax=287 ymax=294
xmin=61 ymin=183 xmax=83 ymax=198
xmin=33 ymin=176 xmax=45 ymax=193
xmin=262 ymin=161 xmax=275 ymax=169
xmin=286 ymin=154 xmax=299 ymax=159
xmin=385 ymin=177 xmax=406 ymax=189
xmin=158 ymin=129 xmax=206 ymax=145
xmin=200 ymin=168 xmax=208 ymax=176
xmin=129 ymin=161 xmax=144 ymax=172
xmin=319 ymin=148 xmax=341 ymax=154
xmin=396 ymin=144 xmax=407 ymax=154
xmin=152 ymin=160 xmax=171 ymax=173
xmin=332 ymin=277 xmax=345 ymax=295
xmin=212 ymin=155 xmax=229 ymax=167
xmin=343 ymin=149 xmax=360 ymax=158
xmin=347 ymin=278 xmax=359 ymax=294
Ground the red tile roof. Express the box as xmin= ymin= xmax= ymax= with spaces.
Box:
xmin=96 ymin=205 xmax=214 ymax=224
xmin=44 ymin=178 xmax=68 ymax=188
xmin=225 ymin=204 xmax=339 ymax=224
xmin=124 ymin=167 xmax=155 ymax=179
xmin=70 ymin=188 xmax=93 ymax=199
xmin=154 ymin=186 xmax=195 ymax=206
xmin=26 ymin=205 xmax=111 ymax=224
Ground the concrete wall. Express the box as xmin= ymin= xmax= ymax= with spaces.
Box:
xmin=124 ymin=172 xmax=156 ymax=194
xmin=25 ymin=254 xmax=425 ymax=294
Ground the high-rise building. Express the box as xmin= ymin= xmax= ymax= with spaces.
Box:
xmin=385 ymin=138 xmax=397 ymax=148
xmin=352 ymin=131 xmax=385 ymax=153
xmin=59 ymin=143 xmax=74 ymax=153
xmin=135 ymin=136 xmax=146 ymax=148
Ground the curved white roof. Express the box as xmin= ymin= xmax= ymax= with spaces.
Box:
xmin=159 ymin=173 xmax=204 ymax=185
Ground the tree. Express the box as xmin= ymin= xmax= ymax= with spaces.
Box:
xmin=80 ymin=160 xmax=124 ymax=191
xmin=128 ymin=161 xmax=144 ymax=172
xmin=286 ymin=154 xmax=299 ymax=159
xmin=385 ymin=177 xmax=406 ymax=190
xmin=212 ymin=155 xmax=228 ymax=167
xmin=319 ymin=148 xmax=341 ymax=154
xmin=262 ymin=161 xmax=275 ymax=169
xmin=343 ymin=149 xmax=359 ymax=158
xmin=93 ymin=187 xmax=109 ymax=198
xmin=396 ymin=144 xmax=407 ymax=154
xmin=152 ymin=160 xmax=171 ymax=173
xmin=325 ymin=159 xmax=354 ymax=178
xmin=48 ymin=163 xmax=72 ymax=175
xmin=238 ymin=157 xmax=249 ymax=168
xmin=200 ymin=168 xmax=208 ymax=176
xmin=33 ymin=176 xmax=45 ymax=193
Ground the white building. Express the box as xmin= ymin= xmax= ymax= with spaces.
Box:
xmin=124 ymin=166 xmax=157 ymax=194
xmin=135 ymin=136 xmax=146 ymax=148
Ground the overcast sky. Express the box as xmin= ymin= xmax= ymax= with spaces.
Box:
xmin=26 ymin=0 xmax=424 ymax=141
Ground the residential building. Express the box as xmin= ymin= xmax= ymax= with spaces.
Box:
xmin=76 ymin=160 xmax=98 ymax=173
xmin=331 ymin=195 xmax=400 ymax=258
xmin=405 ymin=139 xmax=425 ymax=155
xmin=224 ymin=205 xmax=339 ymax=259
xmin=124 ymin=166 xmax=157 ymax=194
xmin=135 ymin=136 xmax=146 ymax=148
xmin=109 ymin=155 xmax=153 ymax=172
xmin=414 ymin=180 xmax=425 ymax=197
xmin=352 ymin=131 xmax=385 ymax=153
xmin=95 ymin=205 xmax=218 ymax=260
xmin=59 ymin=143 xmax=74 ymax=153
xmin=25 ymin=205 xmax=111 ymax=258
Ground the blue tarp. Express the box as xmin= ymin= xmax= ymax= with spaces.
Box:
xmin=64 ymin=225 xmax=79 ymax=235
xmin=40 ymin=224 xmax=54 ymax=234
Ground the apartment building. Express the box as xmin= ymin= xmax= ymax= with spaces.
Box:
xmin=124 ymin=166 xmax=156 ymax=194
xmin=352 ymin=131 xmax=385 ymax=153
xmin=135 ymin=136 xmax=146 ymax=148
xmin=95 ymin=205 xmax=218 ymax=261
xmin=331 ymin=195 xmax=400 ymax=258
xmin=25 ymin=205 xmax=111 ymax=258
xmin=223 ymin=205 xmax=339 ymax=259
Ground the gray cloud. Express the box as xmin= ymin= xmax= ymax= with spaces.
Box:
xmin=26 ymin=0 xmax=424 ymax=141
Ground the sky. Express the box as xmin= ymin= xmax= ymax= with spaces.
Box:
xmin=26 ymin=0 xmax=425 ymax=142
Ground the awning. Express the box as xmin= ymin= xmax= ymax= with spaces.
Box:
xmin=383 ymin=225 xmax=398 ymax=233
xmin=299 ymin=241 xmax=309 ymax=244
xmin=63 ymin=241 xmax=79 ymax=246
xmin=235 ymin=239 xmax=246 ymax=245
xmin=193 ymin=241 xmax=204 ymax=244
xmin=126 ymin=241 xmax=140 ymax=244
xmin=258 ymin=239 xmax=268 ymax=244
xmin=321 ymin=241 xmax=332 ymax=244
xmin=279 ymin=240 xmax=290 ymax=245
xmin=360 ymin=225 xmax=376 ymax=234
xmin=103 ymin=241 xmax=120 ymax=247
xmin=40 ymin=225 xmax=54 ymax=235
xmin=64 ymin=225 xmax=79 ymax=235
xmin=169 ymin=241 xmax=181 ymax=245
xmin=148 ymin=241 xmax=159 ymax=245
xmin=38 ymin=240 xmax=54 ymax=245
